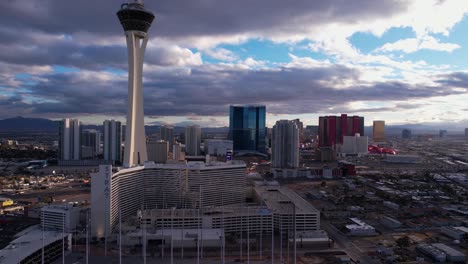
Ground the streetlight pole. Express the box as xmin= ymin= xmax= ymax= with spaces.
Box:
xmin=119 ymin=209 xmax=122 ymax=264
xmin=271 ymin=211 xmax=274 ymax=264
xmin=62 ymin=214 xmax=65 ymax=264
xmin=42 ymin=212 xmax=45 ymax=264
xmin=171 ymin=208 xmax=174 ymax=264
xmin=86 ymin=210 xmax=89 ymax=264
xmin=293 ymin=204 xmax=296 ymax=264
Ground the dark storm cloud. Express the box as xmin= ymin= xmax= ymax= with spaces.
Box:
xmin=0 ymin=95 xmax=35 ymax=117
xmin=0 ymin=0 xmax=455 ymax=120
xmin=0 ymin=42 xmax=124 ymax=68
xmin=10 ymin=65 xmax=464 ymax=119
xmin=332 ymin=103 xmax=424 ymax=114
xmin=0 ymin=36 xmax=200 ymax=68
xmin=0 ymin=0 xmax=405 ymax=38
xmin=0 ymin=0 xmax=406 ymax=69
xmin=142 ymin=66 xmax=457 ymax=115
xmin=436 ymin=72 xmax=468 ymax=88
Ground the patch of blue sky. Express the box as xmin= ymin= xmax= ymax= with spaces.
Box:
xmin=349 ymin=26 xmax=415 ymax=54
xmin=382 ymin=73 xmax=404 ymax=80
xmin=103 ymin=67 xmax=126 ymax=75
xmin=63 ymin=34 xmax=73 ymax=40
xmin=14 ymin=73 xmax=38 ymax=87
xmin=53 ymin=65 xmax=79 ymax=73
xmin=15 ymin=87 xmax=32 ymax=93
xmin=23 ymin=96 xmax=58 ymax=104
xmin=15 ymin=73 xmax=31 ymax=80
xmin=360 ymin=101 xmax=394 ymax=108
xmin=401 ymin=16 xmax=468 ymax=69
xmin=0 ymin=88 xmax=16 ymax=97
xmin=200 ymin=39 xmax=330 ymax=65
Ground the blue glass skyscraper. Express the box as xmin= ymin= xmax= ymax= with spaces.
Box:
xmin=229 ymin=105 xmax=266 ymax=154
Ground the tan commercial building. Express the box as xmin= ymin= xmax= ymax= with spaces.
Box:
xmin=147 ymin=140 xmax=169 ymax=163
xmin=373 ymin=120 xmax=385 ymax=142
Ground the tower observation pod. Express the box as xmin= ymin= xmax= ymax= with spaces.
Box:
xmin=117 ymin=1 xmax=155 ymax=167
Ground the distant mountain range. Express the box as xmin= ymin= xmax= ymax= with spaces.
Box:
xmin=0 ymin=116 xmax=229 ymax=135
xmin=0 ymin=117 xmax=59 ymax=133
xmin=0 ymin=116 xmax=465 ymax=135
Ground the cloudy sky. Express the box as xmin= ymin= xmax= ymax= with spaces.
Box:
xmin=1 ymin=0 xmax=468 ymax=127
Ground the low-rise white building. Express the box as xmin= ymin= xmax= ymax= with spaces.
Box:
xmin=346 ymin=218 xmax=377 ymax=236
xmin=123 ymin=228 xmax=223 ymax=248
xmin=41 ymin=204 xmax=80 ymax=231
xmin=0 ymin=227 xmax=71 ymax=264
xmin=417 ymin=244 xmax=446 ymax=262
xmin=432 ymin=243 xmax=465 ymax=262
xmin=383 ymin=201 xmax=400 ymax=210
xmin=204 ymin=139 xmax=233 ymax=156
xmin=254 ymin=184 xmax=320 ymax=232
xmin=441 ymin=226 xmax=468 ymax=240
xmin=380 ymin=216 xmax=402 ymax=229
xmin=338 ymin=134 xmax=368 ymax=157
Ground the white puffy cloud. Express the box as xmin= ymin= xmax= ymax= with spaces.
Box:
xmin=376 ymin=35 xmax=460 ymax=53
xmin=203 ymin=48 xmax=238 ymax=62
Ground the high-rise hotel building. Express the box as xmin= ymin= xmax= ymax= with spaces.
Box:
xmin=229 ymin=105 xmax=266 ymax=154
xmin=185 ymin=125 xmax=201 ymax=156
xmin=103 ymin=120 xmax=122 ymax=163
xmin=58 ymin=118 xmax=82 ymax=160
xmin=81 ymin=129 xmax=101 ymax=159
xmin=159 ymin=125 xmax=174 ymax=152
xmin=318 ymin=114 xmax=364 ymax=147
xmin=271 ymin=120 xmax=299 ymax=169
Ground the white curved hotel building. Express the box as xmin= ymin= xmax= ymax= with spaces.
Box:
xmin=136 ymin=184 xmax=320 ymax=235
xmin=91 ymin=161 xmax=246 ymax=237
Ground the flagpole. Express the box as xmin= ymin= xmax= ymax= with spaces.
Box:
xmin=260 ymin=210 xmax=262 ymax=259
xmin=222 ymin=194 xmax=225 ymax=264
xmin=104 ymin=203 xmax=107 ymax=257
xmin=197 ymin=186 xmax=201 ymax=264
xmin=247 ymin=206 xmax=250 ymax=264
xmin=143 ymin=212 xmax=147 ymax=264
xmin=181 ymin=208 xmax=184 ymax=259
xmin=293 ymin=204 xmax=297 ymax=264
xmin=86 ymin=210 xmax=89 ymax=264
xmin=279 ymin=216 xmax=282 ymax=263
xmin=171 ymin=208 xmax=174 ymax=264
xmin=162 ymin=195 xmax=165 ymax=259
xmin=240 ymin=207 xmax=243 ymax=262
xmin=62 ymin=214 xmax=65 ymax=264
xmin=119 ymin=209 xmax=122 ymax=264
xmin=42 ymin=211 xmax=45 ymax=264
xmin=200 ymin=186 xmax=203 ymax=259
xmin=287 ymin=214 xmax=290 ymax=264
xmin=271 ymin=211 xmax=274 ymax=264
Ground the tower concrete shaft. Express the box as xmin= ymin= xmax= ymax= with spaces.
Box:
xmin=117 ymin=2 xmax=155 ymax=167
xmin=124 ymin=31 xmax=148 ymax=167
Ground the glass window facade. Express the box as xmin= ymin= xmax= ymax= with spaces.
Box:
xmin=229 ymin=105 xmax=266 ymax=153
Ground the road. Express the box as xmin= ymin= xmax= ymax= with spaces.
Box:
xmin=3 ymin=183 xmax=89 ymax=202
xmin=321 ymin=220 xmax=378 ymax=264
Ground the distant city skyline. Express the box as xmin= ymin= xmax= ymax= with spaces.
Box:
xmin=1 ymin=1 xmax=468 ymax=127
